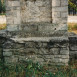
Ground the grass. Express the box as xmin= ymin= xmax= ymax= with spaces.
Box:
xmin=0 ymin=13 xmax=5 ymax=15
xmin=0 ymin=60 xmax=77 ymax=77
xmin=68 ymin=23 xmax=77 ymax=34
xmin=0 ymin=23 xmax=6 ymax=30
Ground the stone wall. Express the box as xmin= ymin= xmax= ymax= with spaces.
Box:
xmin=6 ymin=0 xmax=21 ymax=31
xmin=69 ymin=36 xmax=77 ymax=59
xmin=0 ymin=36 xmax=7 ymax=62
xmin=5 ymin=0 xmax=68 ymax=37
xmin=0 ymin=0 xmax=69 ymax=65
xmin=3 ymin=37 xmax=69 ymax=65
xmin=21 ymin=0 xmax=52 ymax=23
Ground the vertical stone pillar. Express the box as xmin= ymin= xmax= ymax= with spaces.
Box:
xmin=6 ymin=0 xmax=21 ymax=31
xmin=52 ymin=0 xmax=68 ymax=31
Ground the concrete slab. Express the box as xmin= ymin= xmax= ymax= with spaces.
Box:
xmin=68 ymin=16 xmax=77 ymax=23
xmin=0 ymin=15 xmax=6 ymax=24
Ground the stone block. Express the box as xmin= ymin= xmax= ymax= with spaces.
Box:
xmin=18 ymin=48 xmax=39 ymax=55
xmin=61 ymin=55 xmax=69 ymax=59
xmin=25 ymin=42 xmax=35 ymax=48
xmin=5 ymin=56 xmax=18 ymax=63
xmin=6 ymin=7 xmax=11 ymax=11
xmin=39 ymin=17 xmax=52 ymax=22
xmin=4 ymin=57 xmax=12 ymax=63
xmin=38 ymin=25 xmax=54 ymax=32
xmin=52 ymin=0 xmax=60 ymax=7
xmin=52 ymin=6 xmax=68 ymax=12
xmin=70 ymin=45 xmax=77 ymax=51
xmin=61 ymin=12 xmax=68 ymax=18
xmin=50 ymin=48 xmax=60 ymax=55
xmin=44 ymin=55 xmax=54 ymax=59
xmin=60 ymin=49 xmax=69 ymax=55
xmin=6 ymin=16 xmax=14 ymax=24
xmin=13 ymin=11 xmax=21 ymax=24
xmin=21 ymin=24 xmax=37 ymax=32
xmin=34 ymin=58 xmax=44 ymax=63
xmin=7 ymin=25 xmax=19 ymax=31
xmin=6 ymin=1 xmax=12 ymax=7
xmin=52 ymin=18 xmax=67 ymax=24
xmin=61 ymin=59 xmax=69 ymax=64
xmin=13 ymin=7 xmax=20 ymax=10
xmin=21 ymin=0 xmax=52 ymax=23
xmin=18 ymin=56 xmax=26 ymax=61
xmin=61 ymin=0 xmax=68 ymax=6
xmin=54 ymin=55 xmax=62 ymax=58
xmin=42 ymin=43 xmax=47 ymax=47
xmin=6 ymin=11 xmax=13 ymax=16
xmin=3 ymin=49 xmax=12 ymax=52
xmin=12 ymin=1 xmax=20 ymax=7
xmin=39 ymin=48 xmax=49 ymax=55
xmin=3 ymin=52 xmax=12 ymax=57
xmin=57 ymin=24 xmax=68 ymax=30
xmin=35 ymin=1 xmax=43 ymax=6
xmin=52 ymin=12 xmax=61 ymax=18
xmin=15 ymin=43 xmax=25 ymax=49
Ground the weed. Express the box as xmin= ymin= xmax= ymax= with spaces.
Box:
xmin=0 ymin=60 xmax=77 ymax=77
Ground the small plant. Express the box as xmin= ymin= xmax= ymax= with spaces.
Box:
xmin=72 ymin=24 xmax=77 ymax=30
xmin=0 ymin=60 xmax=77 ymax=77
xmin=68 ymin=23 xmax=77 ymax=34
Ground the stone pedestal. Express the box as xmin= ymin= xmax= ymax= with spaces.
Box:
xmin=2 ymin=0 xmax=69 ymax=65
xmin=3 ymin=37 xmax=69 ymax=65
xmin=5 ymin=0 xmax=68 ymax=37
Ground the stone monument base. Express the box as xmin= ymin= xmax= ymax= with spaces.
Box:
xmin=3 ymin=37 xmax=69 ymax=65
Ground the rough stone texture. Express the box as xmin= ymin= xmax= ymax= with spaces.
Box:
xmin=3 ymin=37 xmax=69 ymax=65
xmin=21 ymin=0 xmax=52 ymax=23
xmin=0 ymin=0 xmax=69 ymax=65
xmin=0 ymin=36 xmax=7 ymax=61
xmin=69 ymin=36 xmax=77 ymax=59
xmin=5 ymin=0 xmax=68 ymax=37
xmin=6 ymin=0 xmax=21 ymax=31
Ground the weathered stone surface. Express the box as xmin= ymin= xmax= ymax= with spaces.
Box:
xmin=21 ymin=0 xmax=52 ymax=23
xmin=5 ymin=0 xmax=68 ymax=37
xmin=69 ymin=36 xmax=77 ymax=59
xmin=61 ymin=0 xmax=68 ymax=6
xmin=3 ymin=52 xmax=12 ymax=57
xmin=52 ymin=0 xmax=60 ymax=7
xmin=1 ymin=0 xmax=69 ymax=65
xmin=2 ymin=37 xmax=69 ymax=65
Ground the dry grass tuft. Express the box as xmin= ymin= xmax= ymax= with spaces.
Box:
xmin=68 ymin=23 xmax=77 ymax=34
xmin=0 ymin=23 xmax=6 ymax=30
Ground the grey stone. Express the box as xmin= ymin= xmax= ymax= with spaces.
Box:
xmin=50 ymin=48 xmax=60 ymax=55
xmin=3 ymin=52 xmax=12 ymax=56
xmin=2 ymin=0 xmax=69 ymax=65
xmin=60 ymin=49 xmax=69 ymax=55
